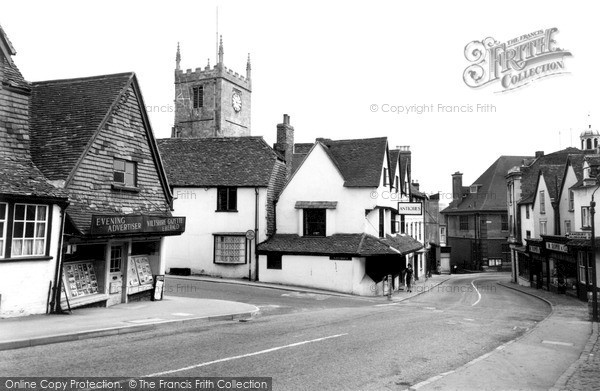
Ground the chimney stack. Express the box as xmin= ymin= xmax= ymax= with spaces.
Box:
xmin=411 ymin=180 xmax=420 ymax=191
xmin=535 ymin=151 xmax=544 ymax=158
xmin=274 ymin=114 xmax=295 ymax=180
xmin=452 ymin=172 xmax=463 ymax=201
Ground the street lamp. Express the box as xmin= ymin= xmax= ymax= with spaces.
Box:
xmin=590 ymin=187 xmax=599 ymax=322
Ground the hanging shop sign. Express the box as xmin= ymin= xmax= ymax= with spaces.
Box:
xmin=397 ymin=202 xmax=422 ymax=215
xmin=91 ymin=215 xmax=186 ymax=235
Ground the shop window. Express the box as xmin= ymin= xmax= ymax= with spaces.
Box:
xmin=214 ymin=235 xmax=246 ymax=264
xmin=217 ymin=187 xmax=237 ymax=211
xmin=110 ymin=246 xmax=123 ymax=272
xmin=539 ymin=190 xmax=546 ymax=214
xmin=0 ymin=203 xmax=6 ymax=258
xmin=568 ymin=190 xmax=574 ymax=211
xmin=12 ymin=204 xmax=48 ymax=257
xmin=113 ymin=158 xmax=137 ymax=187
xmin=267 ymin=253 xmax=282 ymax=270
xmin=501 ymin=214 xmax=508 ymax=231
xmin=582 ymin=206 xmax=592 ymax=228
xmin=192 ymin=86 xmax=203 ymax=108
xmin=459 ymin=215 xmax=469 ymax=231
xmin=304 ymin=209 xmax=326 ymax=237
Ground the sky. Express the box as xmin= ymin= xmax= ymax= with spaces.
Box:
xmin=2 ymin=0 xmax=598 ymax=202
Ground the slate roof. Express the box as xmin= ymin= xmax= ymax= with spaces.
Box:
xmin=1 ymin=155 xmax=66 ymax=199
xmin=389 ymin=150 xmax=400 ymax=178
xmin=157 ymin=137 xmax=281 ymax=187
xmin=442 ymin=155 xmax=532 ymax=213
xmin=257 ymin=233 xmax=422 ymax=256
xmin=320 ymin=137 xmax=388 ymax=187
xmin=399 ymin=153 xmax=411 ymax=191
xmin=29 ymin=73 xmax=134 ymax=181
xmin=518 ymin=148 xmax=582 ymax=205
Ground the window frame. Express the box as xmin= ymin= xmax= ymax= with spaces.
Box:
xmin=525 ymin=205 xmax=530 ymax=219
xmin=303 ymin=208 xmax=326 ymax=237
xmin=565 ymin=220 xmax=572 ymax=234
xmin=459 ymin=215 xmax=469 ymax=231
xmin=10 ymin=203 xmax=49 ymax=258
xmin=0 ymin=203 xmax=7 ymax=258
xmin=379 ymin=209 xmax=385 ymax=238
xmin=266 ymin=253 xmax=282 ymax=270
xmin=568 ymin=190 xmax=574 ymax=211
xmin=540 ymin=220 xmax=547 ymax=235
xmin=383 ymin=168 xmax=389 ymax=186
xmin=539 ymin=190 xmax=546 ymax=214
xmin=501 ymin=214 xmax=508 ymax=231
xmin=216 ymin=187 xmax=238 ymax=212
xmin=582 ymin=206 xmax=592 ymax=229
xmin=113 ymin=158 xmax=137 ymax=188
xmin=110 ymin=245 xmax=123 ymax=273
xmin=192 ymin=85 xmax=204 ymax=109
xmin=213 ymin=234 xmax=247 ymax=264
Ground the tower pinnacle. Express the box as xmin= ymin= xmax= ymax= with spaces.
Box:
xmin=218 ymin=35 xmax=224 ymax=65
xmin=176 ymin=42 xmax=181 ymax=71
xmin=246 ymin=53 xmax=251 ymax=80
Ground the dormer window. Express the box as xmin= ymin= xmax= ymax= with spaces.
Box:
xmin=470 ymin=185 xmax=481 ymax=194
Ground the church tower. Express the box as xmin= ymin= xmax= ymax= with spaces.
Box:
xmin=580 ymin=115 xmax=599 ymax=151
xmin=172 ymin=37 xmax=251 ymax=138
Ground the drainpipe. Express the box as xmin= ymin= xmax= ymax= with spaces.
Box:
xmin=255 ymin=187 xmax=259 ymax=281
xmin=51 ymin=205 xmax=67 ymax=314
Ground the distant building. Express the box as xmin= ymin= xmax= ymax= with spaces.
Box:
xmin=172 ymin=38 xmax=251 ymax=138
xmin=441 ymin=156 xmax=532 ymax=271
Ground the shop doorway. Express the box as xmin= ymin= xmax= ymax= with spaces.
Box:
xmin=108 ymin=244 xmax=126 ymax=306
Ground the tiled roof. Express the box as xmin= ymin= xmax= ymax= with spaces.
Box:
xmin=410 ymin=184 xmax=426 ymax=199
xmin=389 ymin=150 xmax=400 ymax=178
xmin=0 ymin=154 xmax=67 ymax=199
xmin=321 ymin=137 xmax=388 ymax=187
xmin=519 ymin=148 xmax=583 ymax=203
xmin=29 ymin=73 xmax=134 ymax=181
xmin=292 ymin=153 xmax=308 ymax=174
xmin=0 ymin=25 xmax=29 ymax=91
xmin=257 ymin=233 xmax=422 ymax=256
xmin=399 ymin=153 xmax=411 ymax=190
xmin=157 ymin=137 xmax=280 ymax=187
xmin=294 ymin=143 xmax=314 ymax=154
xmin=442 ymin=155 xmax=532 ymax=213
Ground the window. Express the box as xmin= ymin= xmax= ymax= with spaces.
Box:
xmin=540 ymin=220 xmax=547 ymax=235
xmin=304 ymin=209 xmax=326 ymax=237
xmin=565 ymin=220 xmax=572 ymax=234
xmin=379 ymin=209 xmax=385 ymax=238
xmin=578 ymin=252 xmax=592 ymax=285
xmin=582 ymin=206 xmax=592 ymax=228
xmin=267 ymin=253 xmax=282 ymax=270
xmin=192 ymin=86 xmax=203 ymax=108
xmin=11 ymin=204 xmax=48 ymax=257
xmin=400 ymin=215 xmax=405 ymax=234
xmin=470 ymin=185 xmax=479 ymax=194
xmin=113 ymin=158 xmax=136 ymax=187
xmin=501 ymin=214 xmax=508 ymax=231
xmin=410 ymin=223 xmax=413 ymax=237
xmin=509 ymin=215 xmax=514 ymax=235
xmin=508 ymin=184 xmax=513 ymax=204
xmin=459 ymin=215 xmax=469 ymax=231
xmin=539 ymin=190 xmax=545 ymax=214
xmin=525 ymin=205 xmax=530 ymax=219
xmin=391 ymin=213 xmax=398 ymax=234
xmin=440 ymin=226 xmax=446 ymax=243
xmin=214 ymin=235 xmax=246 ymax=264
xmin=395 ymin=176 xmax=399 ymax=190
xmin=418 ymin=222 xmax=422 ymax=241
xmin=0 ymin=203 xmax=6 ymax=257
xmin=568 ymin=190 xmax=574 ymax=211
xmin=526 ymin=230 xmax=531 ymax=239
xmin=110 ymin=246 xmax=122 ymax=273
xmin=383 ymin=168 xmax=389 ymax=186
xmin=217 ymin=187 xmax=237 ymax=211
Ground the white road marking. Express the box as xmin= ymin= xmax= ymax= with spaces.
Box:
xmin=127 ymin=318 xmax=165 ymax=324
xmin=542 ymin=340 xmax=574 ymax=347
xmin=171 ymin=312 xmax=193 ymax=316
xmin=471 ymin=280 xmax=482 ymax=306
xmin=463 ymin=318 xmax=475 ymax=321
xmin=144 ymin=333 xmax=349 ymax=376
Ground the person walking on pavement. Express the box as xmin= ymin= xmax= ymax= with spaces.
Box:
xmin=405 ymin=263 xmax=414 ymax=293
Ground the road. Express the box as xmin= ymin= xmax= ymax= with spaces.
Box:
xmin=0 ymin=274 xmax=550 ymax=390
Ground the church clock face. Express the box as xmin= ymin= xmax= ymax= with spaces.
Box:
xmin=232 ymin=92 xmax=242 ymax=112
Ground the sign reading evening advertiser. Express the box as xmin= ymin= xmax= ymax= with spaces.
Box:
xmin=91 ymin=215 xmax=186 ymax=235
xmin=397 ymin=202 xmax=423 ymax=215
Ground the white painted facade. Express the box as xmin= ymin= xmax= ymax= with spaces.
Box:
xmin=558 ymin=164 xmax=578 ymax=235
xmin=163 ymin=187 xmax=268 ymax=279
xmin=532 ymin=175 xmax=553 ymax=238
xmin=260 ymin=142 xmax=419 ymax=295
xmin=0 ymin=204 xmax=63 ymax=317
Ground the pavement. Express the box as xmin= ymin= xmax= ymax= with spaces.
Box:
xmin=0 ymin=274 xmax=448 ymax=352
xmin=412 ymin=281 xmax=597 ymax=391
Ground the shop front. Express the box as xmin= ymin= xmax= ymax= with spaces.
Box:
xmin=567 ymin=232 xmax=595 ymax=301
xmin=543 ymin=236 xmax=577 ymax=296
xmin=526 ymin=239 xmax=544 ymax=289
xmin=59 ymin=214 xmax=185 ymax=310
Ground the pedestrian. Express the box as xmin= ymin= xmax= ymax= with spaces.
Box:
xmin=405 ymin=263 xmax=413 ymax=293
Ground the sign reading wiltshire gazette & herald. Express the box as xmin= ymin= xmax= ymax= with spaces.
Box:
xmin=91 ymin=215 xmax=186 ymax=235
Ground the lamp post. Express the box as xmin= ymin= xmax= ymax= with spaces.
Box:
xmin=590 ymin=193 xmax=599 ymax=322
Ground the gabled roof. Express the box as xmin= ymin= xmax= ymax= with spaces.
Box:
xmin=29 ymin=73 xmax=134 ymax=181
xmin=0 ymin=25 xmax=29 ymax=91
xmin=518 ymin=147 xmax=582 ymax=205
xmin=157 ymin=137 xmax=281 ymax=187
xmin=320 ymin=137 xmax=388 ymax=187
xmin=257 ymin=233 xmax=422 ymax=256
xmin=389 ymin=150 xmax=400 ymax=178
xmin=442 ymin=155 xmax=532 ymax=213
